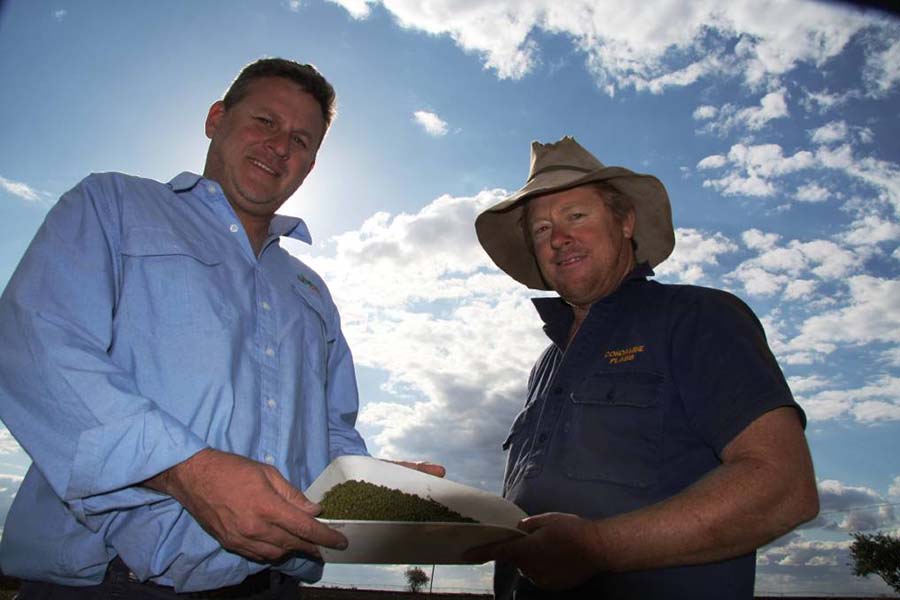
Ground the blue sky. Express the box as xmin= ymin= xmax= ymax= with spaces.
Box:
xmin=1 ymin=0 xmax=899 ymax=595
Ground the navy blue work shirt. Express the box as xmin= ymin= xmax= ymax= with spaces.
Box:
xmin=496 ymin=263 xmax=803 ymax=600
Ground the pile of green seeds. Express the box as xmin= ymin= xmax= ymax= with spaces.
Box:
xmin=318 ymin=480 xmax=478 ymax=523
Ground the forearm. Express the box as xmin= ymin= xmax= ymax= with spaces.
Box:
xmin=586 ymin=408 xmax=819 ymax=572
xmin=588 ymin=458 xmax=815 ymax=571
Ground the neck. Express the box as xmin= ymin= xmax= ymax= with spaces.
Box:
xmin=240 ymin=215 xmax=271 ymax=256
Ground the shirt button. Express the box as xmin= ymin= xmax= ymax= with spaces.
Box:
xmin=265 ymin=347 xmax=275 ymax=357
xmin=538 ymin=433 xmax=548 ymax=443
xmin=229 ymin=223 xmax=239 ymax=233
xmin=552 ymin=386 xmax=563 ymax=395
xmin=264 ymin=454 xmax=275 ymax=465
xmin=267 ymin=398 xmax=277 ymax=409
xmin=206 ymin=183 xmax=216 ymax=194
xmin=262 ymin=301 xmax=271 ymax=311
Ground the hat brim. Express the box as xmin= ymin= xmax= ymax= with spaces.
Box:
xmin=475 ymin=167 xmax=675 ymax=290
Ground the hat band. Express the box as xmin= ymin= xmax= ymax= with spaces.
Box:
xmin=526 ymin=164 xmax=593 ymax=183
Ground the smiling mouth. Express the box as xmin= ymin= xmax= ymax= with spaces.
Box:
xmin=249 ymin=157 xmax=279 ymax=177
xmin=556 ymin=255 xmax=585 ymax=268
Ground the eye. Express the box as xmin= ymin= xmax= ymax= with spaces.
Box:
xmin=532 ymin=223 xmax=551 ymax=238
xmin=569 ymin=212 xmax=586 ymax=221
xmin=291 ymin=134 xmax=308 ymax=148
xmin=256 ymin=116 xmax=274 ymax=128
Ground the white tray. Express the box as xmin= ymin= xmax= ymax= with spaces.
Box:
xmin=305 ymin=455 xmax=527 ymax=564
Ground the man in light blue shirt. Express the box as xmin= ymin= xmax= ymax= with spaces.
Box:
xmin=0 ymin=58 xmax=440 ymax=598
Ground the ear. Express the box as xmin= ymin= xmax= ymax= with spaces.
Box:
xmin=622 ymin=210 xmax=636 ymax=239
xmin=205 ymin=101 xmax=227 ymax=140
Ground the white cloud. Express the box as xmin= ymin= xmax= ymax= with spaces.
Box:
xmin=701 ymin=143 xmax=816 ymax=198
xmin=863 ymin=32 xmax=900 ymax=97
xmin=696 ymin=154 xmax=727 ymax=170
xmin=413 ymin=110 xmax=449 ymax=136
xmin=742 ymin=228 xmax=780 ymax=251
xmin=889 ymin=476 xmax=900 ymax=499
xmin=799 ymin=376 xmax=900 ymax=424
xmin=815 ymin=144 xmax=900 ymax=218
xmin=325 ymin=1 xmax=877 ymax=92
xmin=696 ymin=89 xmax=790 ymax=136
xmin=0 ymin=175 xmax=41 ymax=203
xmin=692 ymin=105 xmax=717 ymax=120
xmin=787 ymin=276 xmax=900 ymax=358
xmin=293 ymin=190 xmax=554 ymax=488
xmin=53 ymin=9 xmax=67 ymax=21
xmin=654 ymin=228 xmax=738 ymax=284
xmin=840 ymin=215 xmax=900 ymax=247
xmin=794 ymin=182 xmax=831 ymax=203
xmin=814 ymin=479 xmax=897 ymax=531
xmin=810 ymin=120 xmax=849 ymax=145
xmin=800 ymin=87 xmax=857 ymax=113
xmin=0 ymin=429 xmax=21 ymax=455
xmin=787 ymin=375 xmax=831 ymax=394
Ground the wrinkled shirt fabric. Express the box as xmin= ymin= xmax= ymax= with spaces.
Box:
xmin=496 ymin=264 xmax=803 ymax=600
xmin=0 ymin=172 xmax=368 ymax=591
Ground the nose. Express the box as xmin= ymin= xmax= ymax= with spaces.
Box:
xmin=267 ymin=131 xmax=291 ymax=160
xmin=549 ymin=224 xmax=572 ymax=249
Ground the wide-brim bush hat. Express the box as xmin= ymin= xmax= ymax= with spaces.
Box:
xmin=475 ymin=136 xmax=675 ymax=290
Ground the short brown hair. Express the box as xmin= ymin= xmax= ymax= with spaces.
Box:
xmin=520 ymin=181 xmax=636 ymax=254
xmin=223 ymin=58 xmax=337 ymax=129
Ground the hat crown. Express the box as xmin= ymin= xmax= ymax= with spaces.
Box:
xmin=528 ymin=136 xmax=607 ymax=182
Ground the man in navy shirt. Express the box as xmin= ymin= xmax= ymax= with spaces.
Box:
xmin=468 ymin=136 xmax=819 ymax=599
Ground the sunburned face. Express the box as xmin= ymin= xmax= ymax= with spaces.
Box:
xmin=202 ymin=76 xmax=326 ymax=224
xmin=527 ymin=185 xmax=636 ymax=309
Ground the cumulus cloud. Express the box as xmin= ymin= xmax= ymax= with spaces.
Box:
xmin=799 ymin=87 xmax=857 ymax=113
xmin=0 ymin=429 xmax=22 ymax=455
xmin=0 ymin=175 xmax=42 ymax=203
xmin=53 ymin=9 xmax=67 ymax=21
xmin=697 ymin=89 xmax=790 ymax=136
xmin=786 ymin=276 xmax=900 ymax=361
xmin=794 ymin=182 xmax=831 ymax=203
xmin=729 ymin=234 xmax=861 ymax=299
xmin=863 ymin=32 xmax=900 ymax=97
xmin=293 ymin=190 xmax=553 ymax=488
xmin=413 ymin=110 xmax=449 ymax=136
xmin=654 ymin=228 xmax=738 ymax=284
xmin=812 ymin=479 xmax=897 ymax=531
xmin=700 ymin=143 xmax=815 ymax=198
xmin=325 ymin=0 xmax=877 ymax=92
xmin=797 ymin=375 xmax=900 ymax=423
xmin=810 ymin=120 xmax=849 ymax=145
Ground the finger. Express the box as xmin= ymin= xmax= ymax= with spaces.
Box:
xmin=462 ymin=538 xmax=522 ymax=563
xmin=271 ymin=506 xmax=349 ymax=551
xmin=385 ymin=459 xmax=447 ymax=478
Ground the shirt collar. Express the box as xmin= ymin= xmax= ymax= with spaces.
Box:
xmin=532 ymin=262 xmax=654 ymax=342
xmin=166 ymin=172 xmax=312 ymax=245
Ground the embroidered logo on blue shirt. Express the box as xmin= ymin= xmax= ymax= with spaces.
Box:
xmin=297 ymin=274 xmax=320 ymax=295
xmin=604 ymin=345 xmax=645 ymax=365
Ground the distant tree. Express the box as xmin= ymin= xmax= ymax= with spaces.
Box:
xmin=849 ymin=531 xmax=900 ymax=594
xmin=404 ymin=566 xmax=430 ymax=593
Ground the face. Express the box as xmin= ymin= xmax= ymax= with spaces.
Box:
xmin=203 ymin=76 xmax=326 ymax=222
xmin=526 ymin=185 xmax=636 ymax=308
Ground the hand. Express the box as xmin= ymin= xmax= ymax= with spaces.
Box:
xmin=144 ymin=448 xmax=348 ymax=563
xmin=384 ymin=459 xmax=446 ymax=478
xmin=465 ymin=513 xmax=601 ymax=591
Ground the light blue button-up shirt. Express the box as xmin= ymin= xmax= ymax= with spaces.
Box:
xmin=0 ymin=172 xmax=368 ymax=591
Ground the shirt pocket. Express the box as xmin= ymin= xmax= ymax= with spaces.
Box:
xmin=562 ymin=370 xmax=663 ymax=488
xmin=119 ymin=227 xmax=237 ymax=335
xmin=290 ymin=283 xmax=329 ymax=377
